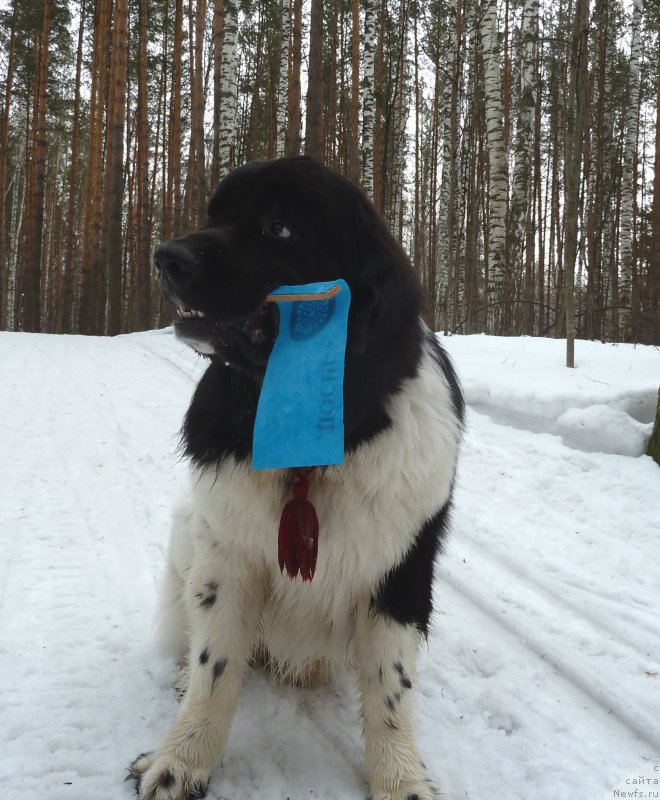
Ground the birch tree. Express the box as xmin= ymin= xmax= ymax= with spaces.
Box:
xmin=652 ymin=43 xmax=660 ymax=325
xmin=362 ymin=0 xmax=377 ymax=199
xmin=276 ymin=0 xmax=290 ymax=158
xmin=218 ymin=0 xmax=238 ymax=179
xmin=480 ymin=0 xmax=508 ymax=334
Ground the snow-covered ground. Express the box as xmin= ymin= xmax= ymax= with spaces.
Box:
xmin=0 ymin=329 xmax=658 ymax=800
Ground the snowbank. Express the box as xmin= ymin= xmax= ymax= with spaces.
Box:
xmin=441 ymin=334 xmax=659 ymax=456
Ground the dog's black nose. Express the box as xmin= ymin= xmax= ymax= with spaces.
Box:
xmin=153 ymin=240 xmax=200 ymax=291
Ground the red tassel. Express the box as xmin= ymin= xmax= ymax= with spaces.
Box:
xmin=278 ymin=469 xmax=319 ymax=581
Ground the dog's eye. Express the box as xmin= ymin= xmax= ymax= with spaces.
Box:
xmin=266 ymin=221 xmax=292 ymax=239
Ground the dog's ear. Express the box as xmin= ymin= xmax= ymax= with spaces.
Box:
xmin=347 ymin=278 xmax=378 ymax=355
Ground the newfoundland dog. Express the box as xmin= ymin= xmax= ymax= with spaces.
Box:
xmin=129 ymin=157 xmax=463 ymax=800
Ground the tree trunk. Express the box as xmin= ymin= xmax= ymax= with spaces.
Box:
xmin=276 ymin=0 xmax=291 ymax=158
xmin=304 ymin=0 xmax=324 ymax=159
xmin=104 ymin=0 xmax=129 ymax=336
xmin=362 ymin=0 xmax=377 ymax=198
xmin=510 ymin=0 xmax=538 ymax=322
xmin=135 ymin=0 xmax=152 ymax=330
xmin=480 ymin=0 xmax=508 ymax=334
xmin=211 ymin=0 xmax=224 ymax=188
xmin=647 ymin=388 xmax=660 ymax=466
xmin=563 ymin=0 xmax=589 ymax=368
xmin=192 ymin=0 xmax=207 ymax=225
xmin=218 ymin=0 xmax=238 ymax=179
xmin=0 ymin=2 xmax=16 ymax=331
xmin=651 ymin=48 xmax=660 ymax=327
xmin=22 ymin=0 xmax=51 ymax=332
xmin=347 ymin=0 xmax=360 ymax=182
xmin=62 ymin=0 xmax=85 ymax=334
xmin=618 ymin=0 xmax=643 ymax=340
xmin=286 ymin=0 xmax=302 ymax=156
xmin=80 ymin=0 xmax=111 ymax=334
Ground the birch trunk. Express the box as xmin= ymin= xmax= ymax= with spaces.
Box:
xmin=651 ymin=50 xmax=660 ymax=322
xmin=276 ymin=0 xmax=291 ymax=158
xmin=218 ymin=0 xmax=238 ymax=179
xmin=480 ymin=0 xmax=508 ymax=334
xmin=362 ymin=0 xmax=377 ymax=199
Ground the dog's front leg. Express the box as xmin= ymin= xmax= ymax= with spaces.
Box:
xmin=356 ymin=602 xmax=437 ymax=800
xmin=130 ymin=551 xmax=265 ymax=800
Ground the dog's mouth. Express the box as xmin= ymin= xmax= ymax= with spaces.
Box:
xmin=173 ymin=301 xmax=277 ymax=372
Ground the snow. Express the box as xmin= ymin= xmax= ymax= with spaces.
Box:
xmin=0 ymin=329 xmax=659 ymax=800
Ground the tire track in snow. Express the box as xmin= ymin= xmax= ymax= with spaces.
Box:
xmin=457 ymin=532 xmax=658 ymax=666
xmin=438 ymin=564 xmax=660 ymax=752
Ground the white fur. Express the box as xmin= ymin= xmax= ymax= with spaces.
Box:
xmin=134 ymin=338 xmax=458 ymax=799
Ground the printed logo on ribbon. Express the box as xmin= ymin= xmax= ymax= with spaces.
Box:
xmin=290 ymin=297 xmax=336 ymax=341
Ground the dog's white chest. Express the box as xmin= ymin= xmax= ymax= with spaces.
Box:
xmin=183 ymin=345 xmax=460 ymax=670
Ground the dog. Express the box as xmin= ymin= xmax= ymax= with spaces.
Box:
xmin=129 ymin=157 xmax=464 ymax=800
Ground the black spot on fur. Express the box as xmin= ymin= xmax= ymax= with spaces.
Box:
xmin=158 ymin=770 xmax=175 ymax=789
xmin=385 ymin=695 xmax=396 ymax=711
xmin=394 ymin=661 xmax=404 ymax=674
xmin=199 ymin=593 xmax=216 ymax=609
xmin=199 ymin=647 xmax=210 ymax=665
xmin=378 ymin=666 xmax=383 ymax=683
xmin=211 ymin=658 xmax=227 ymax=688
xmin=196 ymin=581 xmax=218 ymax=610
xmin=371 ymin=502 xmax=454 ymax=636
xmin=401 ymin=675 xmax=412 ymax=690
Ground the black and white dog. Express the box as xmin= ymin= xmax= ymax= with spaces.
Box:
xmin=130 ymin=157 xmax=463 ymax=800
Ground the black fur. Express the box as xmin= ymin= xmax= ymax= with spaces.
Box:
xmin=371 ymin=502 xmax=454 ymax=636
xmin=211 ymin=658 xmax=227 ymax=689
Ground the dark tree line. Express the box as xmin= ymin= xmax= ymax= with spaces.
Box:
xmin=0 ymin=0 xmax=658 ymax=343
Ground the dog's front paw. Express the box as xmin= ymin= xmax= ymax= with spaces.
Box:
xmin=368 ymin=766 xmax=440 ymax=800
xmin=127 ymin=752 xmax=209 ymax=800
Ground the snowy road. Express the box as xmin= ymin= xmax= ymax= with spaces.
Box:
xmin=0 ymin=330 xmax=658 ymax=800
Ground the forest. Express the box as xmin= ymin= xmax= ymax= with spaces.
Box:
xmin=0 ymin=0 xmax=658 ymax=344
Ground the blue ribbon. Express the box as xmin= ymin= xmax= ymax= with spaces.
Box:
xmin=252 ymin=280 xmax=351 ymax=470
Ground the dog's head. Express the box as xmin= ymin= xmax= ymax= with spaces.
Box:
xmin=154 ymin=157 xmax=422 ymax=377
